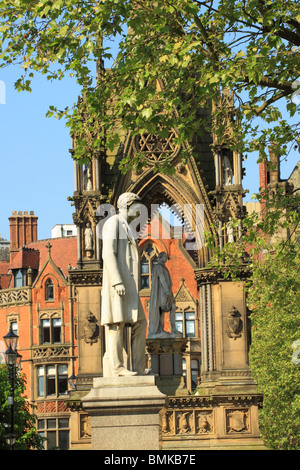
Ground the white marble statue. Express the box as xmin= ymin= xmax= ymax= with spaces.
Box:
xmin=148 ymin=251 xmax=182 ymax=339
xmin=223 ymin=155 xmax=233 ymax=186
xmin=84 ymin=222 xmax=93 ymax=251
xmin=101 ymin=192 xmax=148 ymax=376
xmin=84 ymin=163 xmax=93 ymax=191
xmin=226 ymin=217 xmax=234 ymax=243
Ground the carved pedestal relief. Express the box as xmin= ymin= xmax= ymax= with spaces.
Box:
xmin=196 ymin=411 xmax=213 ymax=434
xmin=161 ymin=411 xmax=175 ymax=435
xmin=161 ymin=408 xmax=214 ymax=437
xmin=80 ymin=414 xmax=91 ymax=439
xmin=226 ymin=409 xmax=250 ymax=433
xmin=177 ymin=411 xmax=193 ymax=434
xmin=82 ymin=312 xmax=99 ymax=345
xmin=226 ymin=306 xmax=243 ymax=340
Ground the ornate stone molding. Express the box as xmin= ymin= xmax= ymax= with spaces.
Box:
xmin=68 ymin=269 xmax=102 ymax=286
xmin=194 ymin=267 xmax=251 ymax=285
xmin=160 ymin=394 xmax=263 ymax=441
xmin=146 ymin=337 xmax=188 ymax=355
xmin=32 ymin=345 xmax=71 ymax=362
xmin=167 ymin=394 xmax=262 ymax=408
xmin=0 ymin=287 xmax=30 ymax=306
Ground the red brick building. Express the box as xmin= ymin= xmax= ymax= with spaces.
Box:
xmin=0 ymin=211 xmax=78 ymax=449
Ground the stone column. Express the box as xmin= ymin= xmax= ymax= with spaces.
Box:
xmin=82 ymin=375 xmax=168 ymax=450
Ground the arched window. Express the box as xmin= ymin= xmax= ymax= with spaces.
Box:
xmin=140 ymin=242 xmax=160 ymax=290
xmin=13 ymin=269 xmax=25 ymax=287
xmin=45 ymin=278 xmax=54 ymax=301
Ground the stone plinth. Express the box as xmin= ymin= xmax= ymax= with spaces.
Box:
xmin=82 ymin=375 xmax=168 ymax=450
xmin=146 ymin=337 xmax=189 ymax=396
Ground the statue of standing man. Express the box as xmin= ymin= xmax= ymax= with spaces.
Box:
xmin=101 ymin=192 xmax=148 ymax=376
xmin=148 ymin=252 xmax=182 ymax=339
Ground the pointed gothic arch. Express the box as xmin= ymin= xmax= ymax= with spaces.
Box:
xmin=111 ymin=151 xmax=217 ymax=268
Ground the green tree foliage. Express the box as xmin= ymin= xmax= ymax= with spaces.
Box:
xmin=249 ymin=237 xmax=300 ymax=450
xmin=0 ymin=0 xmax=299 ymax=167
xmin=0 ymin=365 xmax=45 ymax=449
xmin=207 ymin=189 xmax=300 ymax=449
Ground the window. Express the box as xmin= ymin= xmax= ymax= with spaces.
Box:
xmin=37 ymin=417 xmax=70 ymax=450
xmin=175 ymin=312 xmax=183 ymax=335
xmin=182 ymin=358 xmax=200 ymax=391
xmin=185 ymin=311 xmax=196 ymax=337
xmin=191 ymin=359 xmax=199 ymax=390
xmin=45 ymin=278 xmax=54 ymax=301
xmin=41 ymin=317 xmax=61 ymax=344
xmin=140 ymin=242 xmax=160 ymax=290
xmin=10 ymin=321 xmax=18 ymax=336
xmin=182 ymin=358 xmax=187 ymax=386
xmin=175 ymin=310 xmax=196 ymax=338
xmin=13 ymin=269 xmax=26 ymax=287
xmin=37 ymin=364 xmax=69 ymax=398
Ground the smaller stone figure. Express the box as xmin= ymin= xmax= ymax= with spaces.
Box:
xmin=223 ymin=154 xmax=233 ymax=186
xmin=148 ymin=252 xmax=182 ymax=339
xmin=226 ymin=217 xmax=234 ymax=243
xmin=84 ymin=163 xmax=93 ymax=191
xmin=84 ymin=222 xmax=93 ymax=251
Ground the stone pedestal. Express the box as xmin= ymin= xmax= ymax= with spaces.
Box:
xmin=82 ymin=375 xmax=168 ymax=450
xmin=146 ymin=337 xmax=189 ymax=396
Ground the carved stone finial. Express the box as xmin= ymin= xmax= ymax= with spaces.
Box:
xmin=46 ymin=242 xmax=52 ymax=257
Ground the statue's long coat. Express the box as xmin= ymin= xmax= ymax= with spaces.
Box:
xmin=101 ymin=213 xmax=145 ymax=325
xmin=148 ymin=262 xmax=173 ymax=336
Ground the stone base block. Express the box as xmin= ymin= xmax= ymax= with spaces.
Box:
xmin=82 ymin=375 xmax=167 ymax=450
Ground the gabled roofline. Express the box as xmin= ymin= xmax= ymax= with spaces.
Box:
xmin=32 ymin=242 xmax=68 ymax=288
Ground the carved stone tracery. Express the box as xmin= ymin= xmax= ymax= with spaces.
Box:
xmin=133 ymin=130 xmax=181 ymax=165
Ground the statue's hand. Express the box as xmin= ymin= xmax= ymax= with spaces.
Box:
xmin=115 ymin=283 xmax=125 ymax=296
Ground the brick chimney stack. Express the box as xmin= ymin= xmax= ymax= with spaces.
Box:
xmin=259 ymin=158 xmax=268 ymax=193
xmin=259 ymin=157 xmax=268 ymax=217
xmin=9 ymin=211 xmax=38 ymax=262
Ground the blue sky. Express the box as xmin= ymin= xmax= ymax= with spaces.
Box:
xmin=0 ymin=63 xmax=299 ymax=242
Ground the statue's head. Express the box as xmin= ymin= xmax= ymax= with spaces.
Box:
xmin=158 ymin=251 xmax=168 ymax=263
xmin=117 ymin=192 xmax=142 ymax=221
xmin=117 ymin=192 xmax=141 ymax=209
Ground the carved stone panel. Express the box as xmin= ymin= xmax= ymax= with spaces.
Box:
xmin=226 ymin=408 xmax=250 ymax=433
xmin=161 ymin=411 xmax=175 ymax=435
xmin=82 ymin=312 xmax=99 ymax=345
xmin=176 ymin=410 xmax=194 ymax=434
xmin=226 ymin=306 xmax=243 ymax=340
xmin=196 ymin=410 xmax=213 ymax=434
xmin=80 ymin=414 xmax=91 ymax=439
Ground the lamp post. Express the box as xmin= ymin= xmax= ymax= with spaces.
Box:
xmin=3 ymin=326 xmax=22 ymax=450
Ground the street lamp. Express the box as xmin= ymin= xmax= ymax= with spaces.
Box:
xmin=3 ymin=326 xmax=22 ymax=450
xmin=4 ymin=327 xmax=18 ymax=350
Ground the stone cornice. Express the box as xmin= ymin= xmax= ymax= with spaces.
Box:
xmin=68 ymin=268 xmax=103 ymax=286
xmin=194 ymin=266 xmax=251 ymax=285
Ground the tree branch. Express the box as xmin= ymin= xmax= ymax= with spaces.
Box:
xmin=192 ymin=13 xmax=219 ymax=62
xmin=252 ymin=90 xmax=290 ymax=116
